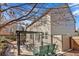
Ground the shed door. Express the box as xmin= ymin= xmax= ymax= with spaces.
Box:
xmin=53 ymin=35 xmax=62 ymax=52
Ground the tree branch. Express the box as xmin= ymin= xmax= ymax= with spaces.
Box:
xmin=0 ymin=3 xmax=38 ymax=30
xmin=2 ymin=3 xmax=32 ymax=12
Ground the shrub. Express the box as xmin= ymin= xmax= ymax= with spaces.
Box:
xmin=5 ymin=35 xmax=16 ymax=41
xmin=0 ymin=36 xmax=6 ymax=42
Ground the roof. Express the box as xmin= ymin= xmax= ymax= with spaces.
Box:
xmin=26 ymin=6 xmax=69 ymax=29
xmin=0 ymin=31 xmax=13 ymax=36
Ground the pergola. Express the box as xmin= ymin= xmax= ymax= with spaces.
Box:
xmin=16 ymin=30 xmax=44 ymax=55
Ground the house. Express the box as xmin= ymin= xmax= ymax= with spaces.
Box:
xmin=26 ymin=4 xmax=76 ymax=53
xmin=0 ymin=23 xmax=17 ymax=36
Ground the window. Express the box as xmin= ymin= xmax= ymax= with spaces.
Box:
xmin=45 ymin=32 xmax=48 ymax=39
xmin=37 ymin=34 xmax=40 ymax=42
xmin=30 ymin=34 xmax=34 ymax=39
xmin=35 ymin=33 xmax=40 ymax=42
xmin=41 ymin=33 xmax=44 ymax=39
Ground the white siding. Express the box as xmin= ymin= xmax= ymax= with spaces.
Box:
xmin=51 ymin=8 xmax=75 ymax=36
xmin=27 ymin=14 xmax=51 ymax=46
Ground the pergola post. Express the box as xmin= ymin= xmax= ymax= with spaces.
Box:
xmin=16 ymin=31 xmax=20 ymax=55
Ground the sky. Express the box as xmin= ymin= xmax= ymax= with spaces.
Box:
xmin=69 ymin=3 xmax=79 ymax=30
xmin=1 ymin=3 xmax=79 ymax=30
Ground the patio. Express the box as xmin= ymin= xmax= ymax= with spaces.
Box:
xmin=63 ymin=50 xmax=79 ymax=56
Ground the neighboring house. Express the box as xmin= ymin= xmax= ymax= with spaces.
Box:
xmin=0 ymin=21 xmax=26 ymax=36
xmin=26 ymin=4 xmax=76 ymax=53
xmin=0 ymin=23 xmax=17 ymax=36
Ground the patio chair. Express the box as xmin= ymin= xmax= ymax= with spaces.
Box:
xmin=32 ymin=47 xmax=39 ymax=56
xmin=47 ymin=44 xmax=57 ymax=56
xmin=39 ymin=45 xmax=49 ymax=56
